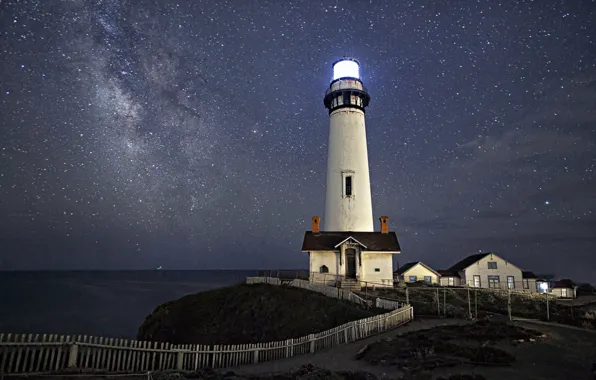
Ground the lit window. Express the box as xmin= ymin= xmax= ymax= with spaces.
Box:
xmin=473 ymin=275 xmax=481 ymax=287
xmin=523 ymin=279 xmax=529 ymax=289
xmin=507 ymin=276 xmax=515 ymax=289
xmin=488 ymin=261 xmax=498 ymax=269
xmin=424 ymin=276 xmax=432 ymax=283
xmin=448 ymin=277 xmax=454 ymax=286
xmin=409 ymin=276 xmax=417 ymax=282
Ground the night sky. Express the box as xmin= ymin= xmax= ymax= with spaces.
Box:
xmin=1 ymin=1 xmax=595 ymax=280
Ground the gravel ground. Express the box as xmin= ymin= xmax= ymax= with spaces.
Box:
xmin=227 ymin=318 xmax=596 ymax=380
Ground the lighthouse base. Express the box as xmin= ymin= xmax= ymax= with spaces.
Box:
xmin=302 ymin=231 xmax=400 ymax=288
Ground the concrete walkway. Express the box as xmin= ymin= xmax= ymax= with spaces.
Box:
xmin=226 ymin=318 xmax=471 ymax=378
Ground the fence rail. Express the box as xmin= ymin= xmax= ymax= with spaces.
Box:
xmin=246 ymin=277 xmax=375 ymax=309
xmin=0 ymin=279 xmax=413 ymax=374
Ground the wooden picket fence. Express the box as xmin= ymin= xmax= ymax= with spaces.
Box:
xmin=0 ymin=305 xmax=413 ymax=374
xmin=0 ymin=277 xmax=413 ymax=374
xmin=246 ymin=277 xmax=377 ymax=309
xmin=375 ymin=297 xmax=401 ymax=310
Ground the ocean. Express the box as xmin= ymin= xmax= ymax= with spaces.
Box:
xmin=0 ymin=270 xmax=257 ymax=340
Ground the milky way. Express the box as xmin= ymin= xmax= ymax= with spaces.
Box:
xmin=0 ymin=0 xmax=595 ymax=279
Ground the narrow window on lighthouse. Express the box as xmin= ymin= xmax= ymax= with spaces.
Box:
xmin=345 ymin=176 xmax=353 ymax=197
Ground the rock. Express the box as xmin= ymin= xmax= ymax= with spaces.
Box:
xmin=355 ymin=344 xmax=370 ymax=360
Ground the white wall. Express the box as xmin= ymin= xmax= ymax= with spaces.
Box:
xmin=401 ymin=263 xmax=439 ymax=284
xmin=439 ymin=277 xmax=462 ymax=286
xmin=463 ymin=253 xmax=523 ymax=290
xmin=309 ymin=251 xmax=339 ymax=285
xmin=551 ymin=287 xmax=576 ymax=298
xmin=521 ymin=278 xmax=538 ymax=293
xmin=360 ymin=252 xmax=394 ymax=287
xmin=323 ymin=106 xmax=374 ymax=232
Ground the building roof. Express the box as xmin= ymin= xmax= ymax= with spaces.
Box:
xmin=553 ymin=279 xmax=575 ymax=289
xmin=438 ymin=269 xmax=460 ymax=278
xmin=447 ymin=253 xmax=493 ymax=271
xmin=394 ymin=262 xmax=417 ymax=275
xmin=522 ymin=271 xmax=537 ymax=279
xmin=394 ymin=261 xmax=441 ymax=276
xmin=302 ymin=231 xmax=400 ymax=252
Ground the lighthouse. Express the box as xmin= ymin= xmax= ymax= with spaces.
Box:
xmin=323 ymin=58 xmax=374 ymax=232
xmin=301 ymin=58 xmax=401 ymax=289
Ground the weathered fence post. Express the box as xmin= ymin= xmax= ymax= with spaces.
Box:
xmin=253 ymin=348 xmax=259 ymax=364
xmin=436 ymin=288 xmax=440 ymax=316
xmin=443 ymin=288 xmax=446 ymax=317
xmin=507 ymin=288 xmax=512 ymax=321
xmin=467 ymin=287 xmax=472 ymax=319
xmin=309 ymin=334 xmax=315 ymax=353
xmin=68 ymin=342 xmax=79 ymax=368
xmin=474 ymin=289 xmax=478 ymax=319
xmin=406 ymin=287 xmax=409 ymax=305
xmin=546 ymin=293 xmax=550 ymax=321
xmin=176 ymin=350 xmax=184 ymax=370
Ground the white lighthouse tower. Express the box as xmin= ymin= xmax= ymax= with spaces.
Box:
xmin=323 ymin=58 xmax=374 ymax=232
xmin=302 ymin=58 xmax=401 ymax=288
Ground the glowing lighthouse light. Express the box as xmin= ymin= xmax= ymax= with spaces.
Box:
xmin=333 ymin=59 xmax=360 ymax=80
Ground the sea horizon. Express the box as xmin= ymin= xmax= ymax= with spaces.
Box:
xmin=0 ymin=268 xmax=307 ymax=272
xmin=0 ymin=269 xmax=291 ymax=339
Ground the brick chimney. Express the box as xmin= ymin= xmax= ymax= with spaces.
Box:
xmin=312 ymin=216 xmax=321 ymax=233
xmin=379 ymin=216 xmax=389 ymax=233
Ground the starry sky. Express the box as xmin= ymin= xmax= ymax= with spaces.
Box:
xmin=1 ymin=0 xmax=595 ymax=280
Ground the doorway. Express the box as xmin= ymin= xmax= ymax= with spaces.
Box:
xmin=345 ymin=248 xmax=356 ymax=278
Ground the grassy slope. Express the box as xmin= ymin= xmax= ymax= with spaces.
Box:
xmin=137 ymin=283 xmax=378 ymax=345
xmin=366 ymin=286 xmax=596 ymax=329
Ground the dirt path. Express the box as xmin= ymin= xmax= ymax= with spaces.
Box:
xmin=226 ymin=318 xmax=471 ymax=378
xmin=228 ymin=318 xmax=596 ymax=380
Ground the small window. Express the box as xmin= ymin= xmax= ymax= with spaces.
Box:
xmin=343 ymin=92 xmax=350 ymax=105
xmin=424 ymin=276 xmax=432 ymax=283
xmin=487 ymin=261 xmax=497 ymax=269
xmin=320 ymin=265 xmax=329 ymax=273
xmin=473 ymin=275 xmax=481 ymax=288
xmin=488 ymin=275 xmax=500 ymax=289
xmin=374 ymin=268 xmax=380 ymax=272
xmin=448 ymin=277 xmax=454 ymax=286
xmin=345 ymin=176 xmax=352 ymax=196
xmin=409 ymin=276 xmax=417 ymax=282
xmin=523 ymin=279 xmax=529 ymax=289
xmin=507 ymin=276 xmax=515 ymax=289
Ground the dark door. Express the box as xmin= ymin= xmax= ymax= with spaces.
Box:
xmin=345 ymin=248 xmax=356 ymax=278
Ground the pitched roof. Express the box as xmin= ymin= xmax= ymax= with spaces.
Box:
xmin=447 ymin=253 xmax=492 ymax=271
xmin=438 ymin=269 xmax=460 ymax=278
xmin=522 ymin=271 xmax=537 ymax=279
xmin=302 ymin=231 xmax=400 ymax=252
xmin=395 ymin=261 xmax=441 ymax=276
xmin=553 ymin=279 xmax=575 ymax=289
xmin=394 ymin=262 xmax=417 ymax=275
